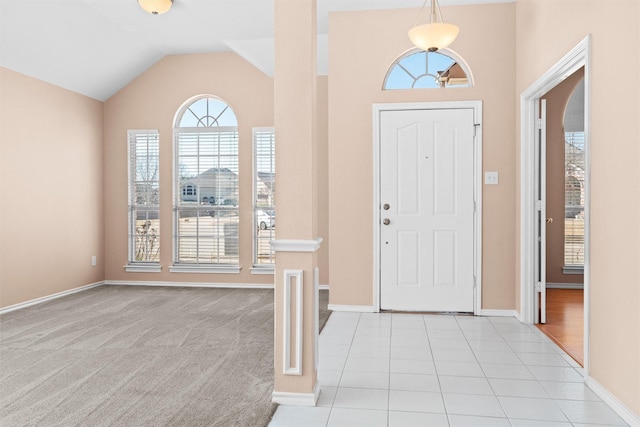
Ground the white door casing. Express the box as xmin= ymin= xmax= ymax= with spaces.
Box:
xmin=378 ymin=107 xmax=477 ymax=312
xmin=520 ymin=36 xmax=590 ymax=371
xmin=534 ymin=100 xmax=547 ymax=324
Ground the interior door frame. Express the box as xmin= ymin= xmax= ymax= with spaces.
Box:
xmin=519 ymin=36 xmax=591 ymax=371
xmin=372 ymin=101 xmax=483 ymax=314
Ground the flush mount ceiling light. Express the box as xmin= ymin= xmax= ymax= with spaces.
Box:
xmin=138 ymin=0 xmax=173 ymax=15
xmin=408 ymin=0 xmax=459 ymax=52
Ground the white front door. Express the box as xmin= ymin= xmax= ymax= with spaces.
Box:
xmin=380 ymin=108 xmax=475 ymax=312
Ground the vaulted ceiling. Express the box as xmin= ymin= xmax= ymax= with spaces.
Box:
xmin=0 ymin=0 xmax=513 ymax=101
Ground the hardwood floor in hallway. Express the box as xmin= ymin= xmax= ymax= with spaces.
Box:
xmin=536 ymin=288 xmax=584 ymax=366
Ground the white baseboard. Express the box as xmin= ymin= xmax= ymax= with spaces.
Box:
xmin=328 ymin=304 xmax=376 ymax=313
xmin=105 ymin=280 xmax=330 ymax=291
xmin=585 ymin=376 xmax=640 ymax=426
xmin=272 ymin=381 xmax=320 ymax=406
xmin=0 ymin=281 xmax=105 ymax=315
xmin=478 ymin=309 xmax=518 ymax=318
xmin=105 ymin=280 xmax=274 ymax=289
xmin=546 ymin=282 xmax=584 ymax=289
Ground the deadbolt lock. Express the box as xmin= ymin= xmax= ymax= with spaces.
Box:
xmin=383 ymin=203 xmax=390 ymax=210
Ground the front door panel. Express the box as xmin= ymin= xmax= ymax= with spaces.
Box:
xmin=380 ymin=109 xmax=475 ymax=312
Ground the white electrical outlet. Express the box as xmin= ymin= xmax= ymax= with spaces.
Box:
xmin=484 ymin=171 xmax=499 ymax=185
xmin=92 ymin=256 xmax=97 ymax=266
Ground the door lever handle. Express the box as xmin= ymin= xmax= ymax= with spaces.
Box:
xmin=383 ymin=218 xmax=390 ymax=225
xmin=546 ymin=217 xmax=553 ymax=224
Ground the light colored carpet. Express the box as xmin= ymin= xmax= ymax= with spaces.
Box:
xmin=0 ymin=286 xmax=330 ymax=427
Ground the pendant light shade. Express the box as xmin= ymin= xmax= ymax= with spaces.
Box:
xmin=138 ymin=0 xmax=173 ymax=15
xmin=408 ymin=0 xmax=459 ymax=52
xmin=408 ymin=22 xmax=459 ymax=52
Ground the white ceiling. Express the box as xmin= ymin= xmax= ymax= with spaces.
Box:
xmin=0 ymin=0 xmax=513 ymax=101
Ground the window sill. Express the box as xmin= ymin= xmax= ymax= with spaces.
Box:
xmin=125 ymin=264 xmax=162 ymax=273
xmin=251 ymin=266 xmax=275 ymax=275
xmin=169 ymin=265 xmax=241 ymax=274
xmin=563 ymin=265 xmax=584 ymax=275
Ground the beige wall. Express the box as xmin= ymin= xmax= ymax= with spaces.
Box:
xmin=103 ymin=53 xmax=330 ymax=286
xmin=516 ymin=0 xmax=639 ymax=414
xmin=0 ymin=67 xmax=104 ymax=308
xmin=543 ymin=68 xmax=584 ymax=284
xmin=328 ymin=3 xmax=516 ymax=309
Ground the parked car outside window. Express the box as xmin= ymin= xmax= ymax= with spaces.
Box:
xmin=257 ymin=211 xmax=275 ymax=229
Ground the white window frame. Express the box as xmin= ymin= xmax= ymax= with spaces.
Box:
xmin=170 ymin=96 xmax=241 ymax=274
xmin=383 ymin=48 xmax=474 ymax=90
xmin=563 ymin=131 xmax=585 ymax=271
xmin=126 ymin=129 xmax=161 ymax=273
xmin=251 ymin=128 xmax=276 ymax=274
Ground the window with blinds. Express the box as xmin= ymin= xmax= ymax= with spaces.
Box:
xmin=127 ymin=130 xmax=160 ymax=265
xmin=253 ymin=128 xmax=275 ymax=267
xmin=564 ymin=131 xmax=585 ymax=267
xmin=173 ymin=97 xmax=239 ymax=267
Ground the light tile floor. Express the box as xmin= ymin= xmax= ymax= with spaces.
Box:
xmin=270 ymin=312 xmax=629 ymax=427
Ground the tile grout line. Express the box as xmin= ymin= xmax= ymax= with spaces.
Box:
xmin=488 ymin=316 xmax=577 ymax=425
xmin=423 ymin=314 xmax=451 ymax=426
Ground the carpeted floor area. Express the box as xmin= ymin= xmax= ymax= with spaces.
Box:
xmin=0 ymin=285 xmax=330 ymax=427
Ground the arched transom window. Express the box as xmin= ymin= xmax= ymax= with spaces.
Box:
xmin=384 ymin=49 xmax=472 ymax=90
xmin=177 ymin=97 xmax=238 ymax=128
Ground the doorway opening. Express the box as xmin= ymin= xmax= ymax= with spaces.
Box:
xmin=536 ymin=71 xmax=585 ymax=365
xmin=520 ymin=36 xmax=591 ymax=371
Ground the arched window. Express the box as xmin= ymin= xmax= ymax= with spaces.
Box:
xmin=383 ymin=49 xmax=472 ymax=90
xmin=172 ymin=96 xmax=239 ymax=270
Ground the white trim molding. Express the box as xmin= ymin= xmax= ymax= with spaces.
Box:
xmin=105 ymin=280 xmax=273 ymax=289
xmin=585 ymin=376 xmax=640 ymax=426
xmin=124 ymin=264 xmax=162 ymax=273
xmin=520 ymin=35 xmax=590 ymax=324
xmin=519 ymin=35 xmax=591 ymax=373
xmin=562 ymin=265 xmax=584 ymax=275
xmin=271 ymin=238 xmax=323 ymax=253
xmin=478 ymin=309 xmax=518 ymax=318
xmin=283 ymin=270 xmax=303 ymax=376
xmin=546 ymin=282 xmax=584 ymax=290
xmin=0 ymin=281 xmax=104 ymax=315
xmin=272 ymin=382 xmax=320 ymax=406
xmin=168 ymin=265 xmax=241 ymax=274
xmin=314 ymin=267 xmax=319 ymax=370
xmin=250 ymin=266 xmax=275 ymax=275
xmin=328 ymin=304 xmax=376 ymax=313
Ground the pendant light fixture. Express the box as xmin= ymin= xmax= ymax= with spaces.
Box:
xmin=408 ymin=0 xmax=459 ymax=52
xmin=138 ymin=0 xmax=173 ymax=15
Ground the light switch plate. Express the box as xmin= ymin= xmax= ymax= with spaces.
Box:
xmin=485 ymin=171 xmax=499 ymax=185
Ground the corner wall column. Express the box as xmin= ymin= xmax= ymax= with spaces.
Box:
xmin=271 ymin=0 xmax=321 ymax=406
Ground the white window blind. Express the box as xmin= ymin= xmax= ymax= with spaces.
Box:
xmin=173 ymin=97 xmax=239 ymax=266
xmin=253 ymin=128 xmax=276 ymax=266
xmin=127 ymin=130 xmax=160 ymax=264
